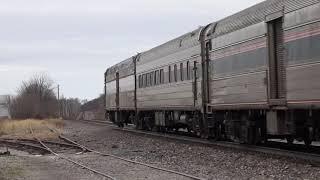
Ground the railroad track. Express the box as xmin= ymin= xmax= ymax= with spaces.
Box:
xmin=1 ymin=138 xmax=84 ymax=150
xmin=76 ymin=119 xmax=320 ymax=165
xmin=0 ymin=138 xmax=84 ymax=154
xmin=29 ymin=126 xmax=116 ymax=180
xmin=0 ymin=139 xmax=51 ymax=154
xmin=46 ymin=124 xmax=205 ymax=180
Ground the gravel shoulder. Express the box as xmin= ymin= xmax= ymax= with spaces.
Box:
xmin=63 ymin=120 xmax=320 ymax=180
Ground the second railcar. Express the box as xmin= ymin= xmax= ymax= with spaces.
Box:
xmin=135 ymin=28 xmax=204 ymax=133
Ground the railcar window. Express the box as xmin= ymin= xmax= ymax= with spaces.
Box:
xmin=145 ymin=74 xmax=149 ymax=87
xmin=145 ymin=73 xmax=147 ymax=87
xmin=168 ymin=66 xmax=172 ymax=83
xmin=150 ymin=72 xmax=154 ymax=86
xmin=174 ymin=64 xmax=177 ymax=82
xmin=213 ymin=48 xmax=267 ymax=75
xmin=143 ymin=74 xmax=146 ymax=88
xmin=180 ymin=63 xmax=184 ymax=81
xmin=150 ymin=73 xmax=152 ymax=87
xmin=147 ymin=73 xmax=151 ymax=87
xmin=139 ymin=75 xmax=142 ymax=88
xmin=154 ymin=70 xmax=158 ymax=85
xmin=141 ymin=75 xmax=143 ymax=88
xmin=186 ymin=61 xmax=190 ymax=80
xmin=160 ymin=69 xmax=164 ymax=84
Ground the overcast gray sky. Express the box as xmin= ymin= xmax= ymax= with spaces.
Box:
xmin=0 ymin=0 xmax=264 ymax=100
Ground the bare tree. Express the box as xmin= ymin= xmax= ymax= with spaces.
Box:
xmin=9 ymin=74 xmax=58 ymax=119
xmin=59 ymin=97 xmax=81 ymax=120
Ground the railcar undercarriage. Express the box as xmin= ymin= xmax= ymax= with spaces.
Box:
xmin=108 ymin=109 xmax=320 ymax=146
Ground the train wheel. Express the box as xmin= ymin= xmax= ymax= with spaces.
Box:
xmin=117 ymin=122 xmax=124 ymax=128
xmin=286 ymin=136 xmax=294 ymax=145
xmin=187 ymin=127 xmax=191 ymax=133
xmin=304 ymin=127 xmax=313 ymax=146
xmin=248 ymin=127 xmax=257 ymax=145
xmin=304 ymin=138 xmax=312 ymax=146
xmin=213 ymin=125 xmax=222 ymax=141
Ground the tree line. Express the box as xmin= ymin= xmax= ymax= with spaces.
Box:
xmin=8 ymin=74 xmax=82 ymax=120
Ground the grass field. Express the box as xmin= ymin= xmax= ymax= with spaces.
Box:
xmin=0 ymin=119 xmax=64 ymax=140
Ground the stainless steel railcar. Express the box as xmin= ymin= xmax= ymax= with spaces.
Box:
xmin=105 ymin=0 xmax=320 ymax=145
xmin=105 ymin=57 xmax=137 ymax=126
xmin=135 ymin=28 xmax=204 ymax=132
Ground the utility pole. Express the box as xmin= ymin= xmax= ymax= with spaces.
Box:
xmin=57 ymin=84 xmax=60 ymax=102
xmin=57 ymin=84 xmax=61 ymax=118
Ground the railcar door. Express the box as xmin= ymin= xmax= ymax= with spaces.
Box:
xmin=267 ymin=16 xmax=286 ymax=105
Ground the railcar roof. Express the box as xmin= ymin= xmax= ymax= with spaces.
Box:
xmin=105 ymin=57 xmax=134 ymax=76
xmin=138 ymin=27 xmax=202 ymax=63
xmin=211 ymin=0 xmax=319 ymax=38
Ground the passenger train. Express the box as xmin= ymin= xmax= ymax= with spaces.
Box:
xmin=105 ymin=0 xmax=320 ymax=145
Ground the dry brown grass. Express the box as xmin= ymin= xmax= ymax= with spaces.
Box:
xmin=0 ymin=119 xmax=64 ymax=140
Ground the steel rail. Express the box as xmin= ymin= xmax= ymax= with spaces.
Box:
xmin=1 ymin=138 xmax=84 ymax=150
xmin=58 ymin=134 xmax=205 ymax=180
xmin=0 ymin=139 xmax=50 ymax=154
xmin=29 ymin=126 xmax=116 ymax=180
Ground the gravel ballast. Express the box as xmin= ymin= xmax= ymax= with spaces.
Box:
xmin=63 ymin=120 xmax=320 ymax=180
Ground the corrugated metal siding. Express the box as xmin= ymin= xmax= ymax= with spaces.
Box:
xmin=287 ymin=63 xmax=320 ymax=102
xmin=213 ymin=0 xmax=281 ymax=37
xmin=213 ymin=0 xmax=319 ymax=38
xmin=285 ymin=0 xmax=319 ymax=13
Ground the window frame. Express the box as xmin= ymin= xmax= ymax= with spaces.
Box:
xmin=186 ymin=61 xmax=190 ymax=80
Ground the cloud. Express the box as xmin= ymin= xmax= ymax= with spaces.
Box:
xmin=0 ymin=65 xmax=47 ymax=72
xmin=0 ymin=0 xmax=265 ymax=99
xmin=0 ymin=0 xmax=261 ymax=16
